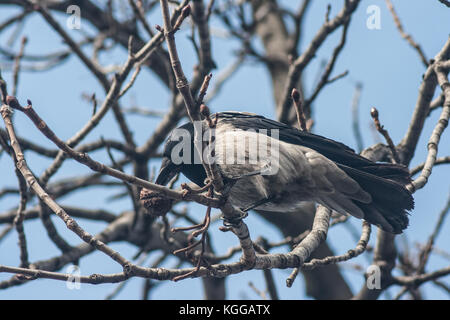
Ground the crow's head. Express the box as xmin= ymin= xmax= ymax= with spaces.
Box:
xmin=156 ymin=121 xmax=207 ymax=187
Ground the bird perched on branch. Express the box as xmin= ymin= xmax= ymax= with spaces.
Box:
xmin=154 ymin=111 xmax=414 ymax=234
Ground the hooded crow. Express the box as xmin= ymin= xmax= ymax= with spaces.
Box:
xmin=155 ymin=111 xmax=414 ymax=234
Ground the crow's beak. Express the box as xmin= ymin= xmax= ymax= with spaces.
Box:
xmin=155 ymin=157 xmax=180 ymax=186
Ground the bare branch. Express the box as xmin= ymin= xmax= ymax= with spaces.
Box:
xmin=303 ymin=17 xmax=351 ymax=112
xmin=408 ymin=61 xmax=450 ymax=192
xmin=301 ymin=221 xmax=371 ymax=270
xmin=392 ymin=266 xmax=450 ymax=288
xmin=0 ymin=104 xmax=132 ymax=269
xmin=263 ymin=269 xmax=279 ymax=300
xmin=0 ymin=10 xmax=30 ymax=34
xmin=0 ymin=205 xmax=332 ymax=285
xmin=12 ymin=153 xmax=29 ymax=268
xmin=400 ymin=37 xmax=450 ymax=164
xmin=278 ymin=0 xmax=361 ymax=123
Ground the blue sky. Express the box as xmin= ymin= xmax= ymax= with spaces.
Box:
xmin=0 ymin=0 xmax=449 ymax=299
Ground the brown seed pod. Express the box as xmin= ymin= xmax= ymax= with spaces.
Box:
xmin=140 ymin=189 xmax=173 ymax=217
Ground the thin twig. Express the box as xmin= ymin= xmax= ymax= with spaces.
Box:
xmin=172 ymin=188 xmax=213 ymax=281
xmin=410 ymin=156 xmax=450 ymax=176
xmin=301 ymin=221 xmax=371 ymax=270
xmin=392 ymin=266 xmax=450 ymax=288
xmin=192 ymin=0 xmax=216 ymax=71
xmin=197 ymin=73 xmax=213 ymax=107
xmin=13 ymin=161 xmax=29 ymax=268
xmin=205 ymin=54 xmax=245 ymax=102
xmin=289 ymin=0 xmax=312 ymax=56
xmin=303 ymin=17 xmax=351 ymax=112
xmin=370 ymin=107 xmax=400 ymax=163
xmin=0 ymin=10 xmax=30 ymax=34
xmin=0 ymin=225 xmax=13 ymax=243
xmin=291 ymin=88 xmax=307 ymax=131
xmin=248 ymin=281 xmax=268 ymax=300
xmin=351 ymin=82 xmax=364 ymax=153
xmin=428 ymin=92 xmax=445 ymax=116
xmin=416 ymin=194 xmax=450 ymax=274
xmin=121 ymin=106 xmax=166 ymax=117
xmin=128 ymin=0 xmax=155 ymax=38
xmin=286 ymin=267 xmax=300 ymax=288
xmin=205 ymin=0 xmax=215 ymax=21
xmin=11 ymin=36 xmax=27 ymax=97
xmin=38 ymin=200 xmax=73 ymax=255
xmin=432 ymin=280 xmax=450 ymax=295
xmin=262 ymin=269 xmax=279 ymax=300
xmin=385 ymin=0 xmax=428 ymax=67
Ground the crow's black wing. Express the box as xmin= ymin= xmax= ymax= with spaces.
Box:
xmin=216 ymin=112 xmax=389 ymax=167
xmin=216 ymin=111 xmax=411 ymax=184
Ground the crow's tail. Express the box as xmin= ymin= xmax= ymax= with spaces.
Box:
xmin=338 ymin=163 xmax=414 ymax=234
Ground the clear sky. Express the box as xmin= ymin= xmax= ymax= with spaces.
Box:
xmin=0 ymin=0 xmax=449 ymax=299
